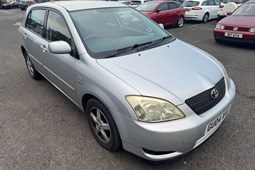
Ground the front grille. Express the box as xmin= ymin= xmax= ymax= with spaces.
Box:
xmin=224 ymin=26 xmax=249 ymax=32
xmin=185 ymin=78 xmax=225 ymax=115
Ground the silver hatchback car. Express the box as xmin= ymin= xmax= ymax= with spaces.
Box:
xmin=19 ymin=1 xmax=236 ymax=161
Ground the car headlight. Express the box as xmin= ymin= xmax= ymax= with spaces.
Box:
xmin=249 ymin=28 xmax=255 ymax=33
xmin=216 ymin=24 xmax=225 ymax=30
xmin=126 ymin=96 xmax=185 ymax=122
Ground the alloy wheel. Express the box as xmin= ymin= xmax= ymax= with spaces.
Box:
xmin=178 ymin=17 xmax=184 ymax=27
xmin=26 ymin=56 xmax=34 ymax=76
xmin=90 ymin=107 xmax=111 ymax=144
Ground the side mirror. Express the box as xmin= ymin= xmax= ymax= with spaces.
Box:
xmin=158 ymin=23 xmax=164 ymax=29
xmin=48 ymin=41 xmax=71 ymax=54
xmin=227 ymin=12 xmax=232 ymax=15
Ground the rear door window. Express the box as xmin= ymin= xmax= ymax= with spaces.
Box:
xmin=202 ymin=1 xmax=208 ymax=5
xmin=207 ymin=0 xmax=215 ymax=5
xmin=158 ymin=2 xmax=169 ymax=11
xmin=25 ymin=9 xmax=46 ymax=36
xmin=214 ymin=0 xmax=221 ymax=5
xmin=168 ymin=2 xmax=179 ymax=9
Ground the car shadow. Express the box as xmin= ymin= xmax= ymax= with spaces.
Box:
xmin=215 ymin=41 xmax=255 ymax=50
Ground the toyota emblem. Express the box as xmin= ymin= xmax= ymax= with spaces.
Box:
xmin=211 ymin=88 xmax=219 ymax=99
xmin=233 ymin=27 xmax=238 ymax=31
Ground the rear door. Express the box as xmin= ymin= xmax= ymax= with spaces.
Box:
xmin=212 ymin=0 xmax=221 ymax=18
xmin=154 ymin=2 xmax=169 ymax=25
xmin=167 ymin=2 xmax=180 ymax=24
xmin=207 ymin=0 xmax=219 ymax=18
xmin=20 ymin=8 xmax=47 ymax=75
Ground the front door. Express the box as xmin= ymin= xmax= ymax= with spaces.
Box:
xmin=42 ymin=10 xmax=78 ymax=104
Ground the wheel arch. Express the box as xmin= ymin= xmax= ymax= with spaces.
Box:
xmin=21 ymin=46 xmax=27 ymax=59
xmin=80 ymin=91 xmax=132 ymax=142
xmin=202 ymin=12 xmax=210 ymax=22
xmin=205 ymin=12 xmax=210 ymax=17
xmin=82 ymin=93 xmax=98 ymax=112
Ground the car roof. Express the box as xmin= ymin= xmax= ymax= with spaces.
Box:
xmin=31 ymin=1 xmax=126 ymax=11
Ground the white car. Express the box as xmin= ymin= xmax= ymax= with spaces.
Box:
xmin=183 ymin=0 xmax=221 ymax=22
xmin=217 ymin=0 xmax=244 ymax=20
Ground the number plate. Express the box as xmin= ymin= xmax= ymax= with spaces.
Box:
xmin=185 ymin=8 xmax=190 ymax=12
xmin=205 ymin=106 xmax=231 ymax=135
xmin=224 ymin=32 xmax=243 ymax=38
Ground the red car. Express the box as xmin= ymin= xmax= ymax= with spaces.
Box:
xmin=214 ymin=0 xmax=255 ymax=45
xmin=136 ymin=1 xmax=185 ymax=27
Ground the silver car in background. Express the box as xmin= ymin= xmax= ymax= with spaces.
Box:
xmin=19 ymin=1 xmax=236 ymax=161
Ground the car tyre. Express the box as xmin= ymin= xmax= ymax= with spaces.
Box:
xmin=86 ymin=98 xmax=121 ymax=151
xmin=25 ymin=53 xmax=42 ymax=80
xmin=214 ymin=38 xmax=223 ymax=44
xmin=202 ymin=13 xmax=209 ymax=23
xmin=176 ymin=16 xmax=184 ymax=28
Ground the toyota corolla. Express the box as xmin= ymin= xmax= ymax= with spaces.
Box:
xmin=19 ymin=1 xmax=236 ymax=161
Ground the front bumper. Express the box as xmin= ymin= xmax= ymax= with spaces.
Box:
xmin=214 ymin=29 xmax=255 ymax=45
xmin=115 ymin=78 xmax=235 ymax=161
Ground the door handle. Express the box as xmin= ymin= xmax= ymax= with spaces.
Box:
xmin=23 ymin=33 xmax=27 ymax=39
xmin=40 ymin=45 xmax=47 ymax=53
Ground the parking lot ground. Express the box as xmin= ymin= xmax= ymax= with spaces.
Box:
xmin=0 ymin=9 xmax=255 ymax=170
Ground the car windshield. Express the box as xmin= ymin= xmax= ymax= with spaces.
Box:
xmin=70 ymin=7 xmax=173 ymax=58
xmin=136 ymin=2 xmax=159 ymax=11
xmin=233 ymin=3 xmax=255 ymax=16
xmin=182 ymin=1 xmax=200 ymax=7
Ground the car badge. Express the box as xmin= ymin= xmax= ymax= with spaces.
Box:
xmin=211 ymin=88 xmax=219 ymax=99
xmin=233 ymin=27 xmax=238 ymax=31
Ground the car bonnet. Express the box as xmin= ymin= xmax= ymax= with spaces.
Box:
xmin=96 ymin=39 xmax=224 ymax=105
xmin=219 ymin=15 xmax=255 ymax=27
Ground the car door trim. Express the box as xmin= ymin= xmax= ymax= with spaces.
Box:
xmin=29 ymin=53 xmax=76 ymax=92
xmin=43 ymin=65 xmax=76 ymax=92
xmin=38 ymin=69 xmax=79 ymax=107
xmin=29 ymin=53 xmax=43 ymax=66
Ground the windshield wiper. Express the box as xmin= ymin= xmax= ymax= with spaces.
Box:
xmin=104 ymin=41 xmax=152 ymax=58
xmin=104 ymin=36 xmax=171 ymax=58
xmin=138 ymin=36 xmax=171 ymax=51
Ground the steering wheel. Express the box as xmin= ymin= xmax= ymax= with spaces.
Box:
xmin=85 ymin=34 xmax=101 ymax=41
